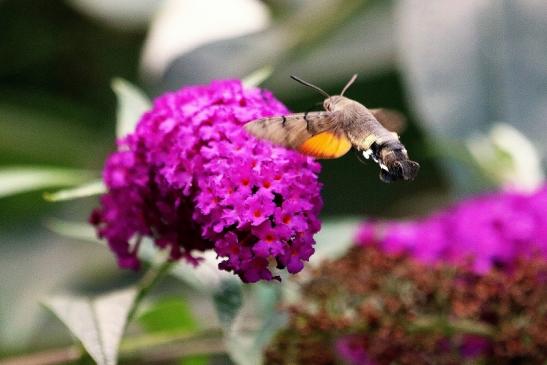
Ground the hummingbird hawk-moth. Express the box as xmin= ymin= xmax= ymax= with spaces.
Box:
xmin=245 ymin=74 xmax=420 ymax=182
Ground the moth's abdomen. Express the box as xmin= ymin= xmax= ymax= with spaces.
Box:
xmin=360 ymin=139 xmax=419 ymax=183
xmin=376 ymin=141 xmax=420 ymax=182
xmin=379 ymin=159 xmax=420 ymax=183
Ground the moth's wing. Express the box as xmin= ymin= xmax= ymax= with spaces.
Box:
xmin=245 ymin=111 xmax=331 ymax=147
xmin=245 ymin=111 xmax=351 ymax=159
xmin=370 ymin=108 xmax=407 ymax=134
xmin=298 ymin=131 xmax=352 ymax=159
xmin=246 ymin=113 xmax=310 ymax=147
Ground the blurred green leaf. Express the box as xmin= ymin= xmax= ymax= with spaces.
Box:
xmin=44 ymin=287 xmax=137 ymax=365
xmin=242 ymin=65 xmax=273 ymax=88
xmin=466 ymin=123 xmax=545 ymax=191
xmin=213 ymin=280 xmax=243 ymax=329
xmin=137 ymin=298 xmax=209 ymax=365
xmin=0 ymin=166 xmax=95 ymax=199
xmin=44 ymin=179 xmax=105 ymax=202
xmin=112 ymin=78 xmax=151 ymax=139
xmin=223 ymin=284 xmax=285 ymax=365
xmin=167 ymin=250 xmax=238 ymax=293
xmin=219 ymin=218 xmax=363 ymax=365
xmin=312 ymin=217 xmax=361 ymax=263
xmin=44 ymin=218 xmax=101 ymax=243
xmin=180 ymin=356 xmax=208 ymax=365
xmin=0 ymin=100 xmax=109 ymax=167
xmin=397 ymin=0 xmax=547 ymax=193
xmin=409 ymin=315 xmax=494 ymax=337
xmin=252 ymin=285 xmax=286 ymax=348
xmin=139 ymin=297 xmax=199 ymax=333
xmin=66 ymin=0 xmax=159 ymax=30
xmin=161 ymin=0 xmax=379 ymax=92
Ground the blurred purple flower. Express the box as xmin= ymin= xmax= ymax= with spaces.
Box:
xmin=335 ymin=336 xmax=376 ymax=365
xmin=459 ymin=335 xmax=491 ymax=358
xmin=356 ymin=185 xmax=547 ymax=272
xmin=91 ymin=80 xmax=322 ymax=282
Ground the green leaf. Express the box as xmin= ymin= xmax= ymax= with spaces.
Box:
xmin=312 ymin=218 xmax=361 ymax=263
xmin=179 ymin=355 xmax=208 ymax=365
xmin=160 ymin=0 xmax=384 ymax=96
xmin=242 ymin=65 xmax=273 ymax=88
xmin=466 ymin=123 xmax=545 ymax=191
xmin=213 ymin=280 xmax=243 ymax=328
xmin=44 ymin=287 xmax=137 ymax=365
xmin=0 ymin=101 xmax=109 ymax=166
xmin=112 ymin=78 xmax=151 ymax=139
xmin=44 ymin=218 xmax=101 ymax=244
xmin=168 ymin=250 xmax=237 ymax=292
xmin=0 ymin=166 xmax=94 ymax=199
xmin=252 ymin=285 xmax=286 ymax=348
xmin=408 ymin=316 xmax=494 ymax=337
xmin=139 ymin=297 xmax=199 ymax=333
xmin=218 ymin=212 xmax=360 ymax=362
xmin=222 ymin=284 xmax=285 ymax=365
xmin=398 ymin=1 xmax=547 ymax=192
xmin=44 ymin=179 xmax=105 ymax=202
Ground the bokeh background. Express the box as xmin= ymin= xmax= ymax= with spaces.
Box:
xmin=1 ymin=0 xmax=546 ymax=362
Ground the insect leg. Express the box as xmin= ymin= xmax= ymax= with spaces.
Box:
xmin=355 ymin=149 xmax=370 ymax=165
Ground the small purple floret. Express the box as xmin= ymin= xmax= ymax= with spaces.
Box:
xmin=335 ymin=336 xmax=376 ymax=365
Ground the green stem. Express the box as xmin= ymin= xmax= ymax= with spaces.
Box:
xmin=120 ymin=328 xmax=223 ymax=354
xmin=407 ymin=316 xmax=494 ymax=337
xmin=422 ymin=139 xmax=500 ymax=187
xmin=126 ymin=258 xmax=175 ymax=324
xmin=0 ymin=328 xmax=224 ymax=365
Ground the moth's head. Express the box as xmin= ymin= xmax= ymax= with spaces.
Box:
xmin=290 ymin=74 xmax=358 ymax=112
xmin=324 ymin=73 xmax=359 ymax=111
xmin=323 ymin=95 xmax=349 ymax=111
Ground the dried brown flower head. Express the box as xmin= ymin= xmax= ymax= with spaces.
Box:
xmin=265 ymin=246 xmax=547 ymax=365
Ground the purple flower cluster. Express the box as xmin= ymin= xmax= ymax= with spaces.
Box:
xmin=91 ymin=80 xmax=322 ymax=282
xmin=335 ymin=336 xmax=376 ymax=365
xmin=356 ymin=185 xmax=547 ymax=273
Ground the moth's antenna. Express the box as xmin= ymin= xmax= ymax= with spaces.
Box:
xmin=290 ymin=75 xmax=330 ymax=98
xmin=340 ymin=74 xmax=358 ymax=96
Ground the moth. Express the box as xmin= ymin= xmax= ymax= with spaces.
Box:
xmin=244 ymin=74 xmax=420 ymax=182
